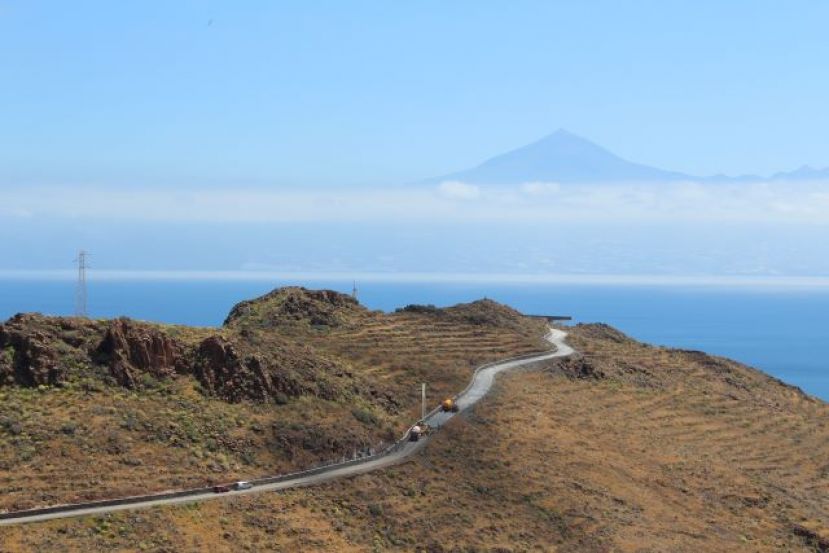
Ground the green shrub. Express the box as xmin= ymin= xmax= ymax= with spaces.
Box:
xmin=60 ymin=422 xmax=78 ymax=435
xmin=351 ymin=407 xmax=377 ymax=426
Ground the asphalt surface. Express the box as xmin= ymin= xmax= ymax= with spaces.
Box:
xmin=0 ymin=328 xmax=573 ymax=525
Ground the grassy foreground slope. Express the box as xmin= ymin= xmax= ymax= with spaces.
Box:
xmin=2 ymin=322 xmax=827 ymax=552
xmin=0 ymin=288 xmax=547 ymax=513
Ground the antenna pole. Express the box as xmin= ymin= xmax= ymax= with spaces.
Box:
xmin=75 ymin=250 xmax=88 ymax=317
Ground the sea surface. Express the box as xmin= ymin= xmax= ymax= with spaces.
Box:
xmin=1 ymin=278 xmax=827 ymax=401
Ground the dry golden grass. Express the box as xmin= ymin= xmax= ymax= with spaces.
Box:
xmin=0 ymin=294 xmax=547 ymax=514
xmin=3 ymin=323 xmax=826 ymax=552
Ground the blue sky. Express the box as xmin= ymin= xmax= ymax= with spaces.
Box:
xmin=3 ymin=0 xmax=829 ymax=187
xmin=3 ymin=1 xmax=829 ymax=278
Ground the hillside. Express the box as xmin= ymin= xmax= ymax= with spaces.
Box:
xmin=1 ymin=295 xmax=827 ymax=552
xmin=2 ymin=321 xmax=827 ymax=552
xmin=0 ymin=287 xmax=547 ymax=512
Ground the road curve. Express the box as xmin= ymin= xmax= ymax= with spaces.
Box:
xmin=0 ymin=328 xmax=573 ymax=526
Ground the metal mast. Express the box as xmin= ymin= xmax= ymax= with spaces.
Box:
xmin=351 ymin=280 xmax=358 ymax=300
xmin=75 ymin=250 xmax=88 ymax=317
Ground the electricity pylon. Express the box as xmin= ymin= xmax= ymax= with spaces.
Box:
xmin=75 ymin=250 xmax=89 ymax=317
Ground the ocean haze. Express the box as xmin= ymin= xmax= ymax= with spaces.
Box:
xmin=4 ymin=127 xmax=829 ymax=278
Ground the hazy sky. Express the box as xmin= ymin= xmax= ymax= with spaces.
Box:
xmin=3 ymin=1 xmax=829 ymax=187
xmin=4 ymin=2 xmax=829 ymax=278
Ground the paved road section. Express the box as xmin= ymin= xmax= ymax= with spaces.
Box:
xmin=0 ymin=328 xmax=573 ymax=525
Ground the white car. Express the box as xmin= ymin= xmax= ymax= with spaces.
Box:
xmin=233 ymin=481 xmax=253 ymax=491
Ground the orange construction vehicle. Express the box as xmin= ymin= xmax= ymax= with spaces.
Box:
xmin=441 ymin=398 xmax=460 ymax=413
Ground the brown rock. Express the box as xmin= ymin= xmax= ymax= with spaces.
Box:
xmin=0 ymin=314 xmax=66 ymax=386
xmin=96 ymin=318 xmax=185 ymax=388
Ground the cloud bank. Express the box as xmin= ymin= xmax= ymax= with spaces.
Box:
xmin=2 ymin=179 xmax=829 ymax=224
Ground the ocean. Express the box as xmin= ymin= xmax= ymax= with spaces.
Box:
xmin=1 ymin=278 xmax=827 ymax=401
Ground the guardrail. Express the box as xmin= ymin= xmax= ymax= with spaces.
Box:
xmin=0 ymin=331 xmax=562 ymax=522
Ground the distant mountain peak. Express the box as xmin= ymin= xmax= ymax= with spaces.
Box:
xmin=422 ymin=130 xmax=829 ymax=185
xmin=771 ymin=164 xmax=829 ymax=181
xmin=427 ymin=130 xmax=691 ymax=185
xmin=549 ymin=127 xmax=577 ymax=137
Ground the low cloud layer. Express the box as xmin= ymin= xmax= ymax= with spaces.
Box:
xmin=2 ymin=179 xmax=829 ymax=224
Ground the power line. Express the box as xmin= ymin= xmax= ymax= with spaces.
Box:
xmin=75 ymin=250 xmax=89 ymax=317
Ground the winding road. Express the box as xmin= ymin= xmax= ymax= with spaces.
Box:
xmin=0 ymin=328 xmax=573 ymax=526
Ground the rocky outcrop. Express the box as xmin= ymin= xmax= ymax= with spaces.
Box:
xmin=0 ymin=314 xmax=189 ymax=390
xmin=0 ymin=314 xmax=101 ymax=387
xmin=96 ymin=318 xmax=186 ymax=388
xmin=192 ymin=336 xmax=258 ymax=401
xmin=0 ymin=318 xmax=61 ymax=386
xmin=555 ymin=355 xmax=607 ymax=380
xmin=193 ymin=335 xmax=350 ymax=404
xmin=0 ymin=288 xmax=399 ymax=409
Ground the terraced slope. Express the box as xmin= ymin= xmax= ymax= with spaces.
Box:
xmin=314 ymin=303 xmax=548 ymax=418
xmin=549 ymin=324 xmax=829 ymax=551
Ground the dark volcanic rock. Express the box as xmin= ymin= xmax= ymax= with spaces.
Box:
xmin=0 ymin=317 xmax=61 ymax=386
xmin=0 ymin=313 xmax=101 ymax=387
xmin=556 ymin=356 xmax=606 ymax=380
xmin=0 ymin=314 xmax=187 ymax=390
xmin=193 ymin=335 xmax=347 ymax=403
xmin=96 ymin=318 xmax=186 ymax=388
xmin=0 ymin=289 xmax=396 ymax=410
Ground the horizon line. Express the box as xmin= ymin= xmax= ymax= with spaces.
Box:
xmin=3 ymin=270 xmax=829 ymax=288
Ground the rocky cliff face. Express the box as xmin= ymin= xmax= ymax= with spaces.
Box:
xmin=0 ymin=315 xmax=191 ymax=389
xmin=0 ymin=289 xmax=372 ymax=406
xmin=192 ymin=336 xmax=347 ymax=403
xmin=96 ymin=318 xmax=187 ymax=388
xmin=0 ymin=314 xmax=101 ymax=387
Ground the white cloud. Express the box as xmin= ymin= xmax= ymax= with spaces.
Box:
xmin=437 ymin=180 xmax=481 ymax=200
xmin=2 ymin=179 xmax=829 ymax=224
xmin=520 ymin=181 xmax=561 ymax=195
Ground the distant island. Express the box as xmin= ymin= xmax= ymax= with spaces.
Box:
xmin=424 ymin=128 xmax=829 ymax=184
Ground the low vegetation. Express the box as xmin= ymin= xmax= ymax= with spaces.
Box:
xmin=1 ymin=293 xmax=826 ymax=551
xmin=0 ymin=287 xmax=547 ymax=511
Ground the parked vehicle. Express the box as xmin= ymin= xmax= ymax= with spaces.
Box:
xmin=233 ymin=481 xmax=253 ymax=491
xmin=213 ymin=485 xmax=230 ymax=493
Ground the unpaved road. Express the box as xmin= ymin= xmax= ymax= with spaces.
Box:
xmin=0 ymin=328 xmax=573 ymax=525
